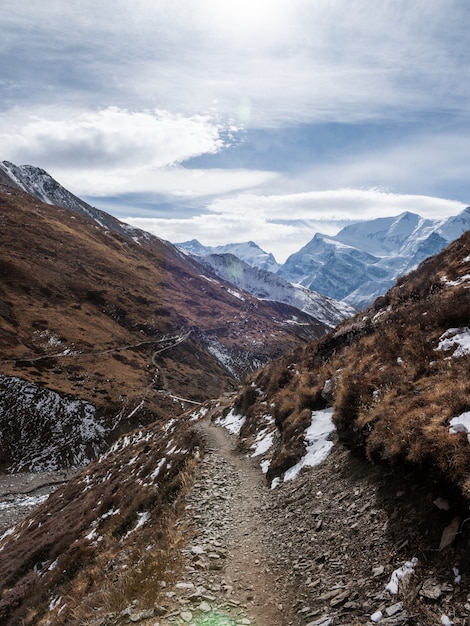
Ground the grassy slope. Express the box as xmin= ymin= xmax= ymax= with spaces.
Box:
xmin=236 ymin=230 xmax=470 ymax=499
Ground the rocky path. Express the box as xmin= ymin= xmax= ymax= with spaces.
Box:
xmin=148 ymin=420 xmax=470 ymax=626
xmin=154 ymin=419 xmax=299 ymax=626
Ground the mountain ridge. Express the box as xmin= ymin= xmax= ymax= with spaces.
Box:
xmin=279 ymin=208 xmax=470 ymax=306
xmin=0 ymin=183 xmax=327 ymax=472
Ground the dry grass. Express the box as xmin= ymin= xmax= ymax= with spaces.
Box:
xmin=0 ymin=417 xmax=203 ymax=626
xmin=236 ymin=229 xmax=470 ymax=504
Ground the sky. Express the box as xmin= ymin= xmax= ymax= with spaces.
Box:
xmin=1 ymin=0 xmax=470 ymax=262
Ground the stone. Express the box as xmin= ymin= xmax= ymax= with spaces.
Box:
xmin=180 ymin=610 xmax=193 ymax=622
xmin=439 ymin=517 xmax=461 ymax=551
xmin=386 ymin=602 xmax=403 ymax=616
xmin=129 ymin=608 xmax=155 ymax=622
xmin=420 ymin=579 xmax=442 ymax=600
xmin=330 ymin=589 xmax=351 ymax=607
xmin=305 ymin=617 xmax=333 ymax=626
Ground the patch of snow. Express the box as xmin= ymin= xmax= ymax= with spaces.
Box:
xmin=283 ymin=409 xmax=335 ymax=482
xmin=85 ymin=528 xmax=98 ymax=541
xmin=436 ymin=328 xmax=470 ymax=357
xmin=215 ymin=409 xmax=246 ymax=435
xmin=271 ymin=477 xmax=281 ymax=489
xmin=149 ymin=458 xmax=166 ymax=483
xmin=251 ymin=429 xmax=274 ymax=457
xmin=49 ymin=596 xmax=62 ymax=612
xmin=371 ymin=610 xmax=383 ymax=622
xmin=227 ymin=288 xmax=245 ymax=301
xmin=385 ymin=557 xmax=418 ymax=595
xmin=124 ymin=511 xmax=150 ymax=539
xmin=189 ymin=407 xmax=208 ymax=421
xmin=260 ymin=459 xmax=271 ymax=474
xmin=449 ymin=411 xmax=470 ymax=442
xmin=441 ymin=274 xmax=470 ymax=287
xmin=441 ymin=616 xmax=454 ymax=626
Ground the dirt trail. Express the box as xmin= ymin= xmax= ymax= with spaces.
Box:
xmin=158 ymin=419 xmax=299 ymax=626
xmin=198 ymin=420 xmax=298 ymax=625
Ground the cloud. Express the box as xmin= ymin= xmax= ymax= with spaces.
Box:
xmin=0 ymin=107 xmax=226 ymax=169
xmin=124 ymin=189 xmax=466 ymax=262
xmin=3 ymin=1 xmax=470 ymax=127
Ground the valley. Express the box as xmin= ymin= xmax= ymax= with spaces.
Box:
xmin=0 ymin=166 xmax=470 ymax=625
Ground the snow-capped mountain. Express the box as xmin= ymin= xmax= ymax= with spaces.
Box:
xmin=0 ymin=160 xmax=145 ymax=241
xmin=177 ymin=239 xmax=280 ymax=273
xmin=278 ymin=208 xmax=470 ymax=308
xmin=200 ymin=253 xmax=356 ymax=328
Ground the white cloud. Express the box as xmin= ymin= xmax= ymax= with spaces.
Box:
xmin=0 ymin=107 xmax=226 ymax=170
xmin=64 ymin=166 xmax=276 ymax=200
xmin=124 ymin=189 xmax=466 ymax=262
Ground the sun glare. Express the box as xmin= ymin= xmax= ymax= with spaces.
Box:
xmin=200 ymin=0 xmax=288 ymax=40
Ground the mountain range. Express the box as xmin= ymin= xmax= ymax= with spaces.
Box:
xmin=4 ymin=160 xmax=469 ymax=312
xmin=178 ymin=207 xmax=470 ymax=309
xmin=1 ymin=167 xmax=470 ymax=624
xmin=0 ymin=163 xmax=348 ymax=473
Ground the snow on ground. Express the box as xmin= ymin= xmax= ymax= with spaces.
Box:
xmin=0 ymin=493 xmax=49 ymax=511
xmin=449 ymin=411 xmax=470 ymax=442
xmin=441 ymin=274 xmax=470 ymax=287
xmin=226 ymin=288 xmax=245 ymax=301
xmin=251 ymin=429 xmax=274 ymax=457
xmin=385 ymin=557 xmax=418 ymax=595
xmin=282 ymin=408 xmax=335 ymax=483
xmin=215 ymin=409 xmax=246 ymax=435
xmin=436 ymin=328 xmax=470 ymax=357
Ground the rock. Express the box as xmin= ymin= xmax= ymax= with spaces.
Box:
xmin=129 ymin=608 xmax=154 ymax=622
xmin=305 ymin=617 xmax=333 ymax=626
xmin=330 ymin=589 xmax=351 ymax=606
xmin=433 ymin=497 xmax=450 ymax=511
xmin=372 ymin=565 xmax=385 ymax=577
xmin=386 ymin=602 xmax=403 ymax=616
xmin=180 ymin=610 xmax=193 ymax=622
xmin=439 ymin=517 xmax=461 ymax=550
xmin=420 ymin=579 xmax=442 ymax=600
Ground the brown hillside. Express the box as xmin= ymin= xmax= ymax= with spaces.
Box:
xmin=235 ymin=228 xmax=470 ymax=499
xmin=0 ymin=185 xmax=323 ymax=469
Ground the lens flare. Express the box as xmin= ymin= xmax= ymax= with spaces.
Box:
xmin=195 ymin=612 xmax=237 ymax=625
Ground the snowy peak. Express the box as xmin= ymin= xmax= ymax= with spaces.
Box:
xmin=177 ymin=239 xmax=280 ymax=273
xmin=334 ymin=211 xmax=436 ymax=257
xmin=0 ymin=160 xmax=145 ymax=240
xmin=279 ymin=206 xmax=470 ymax=308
